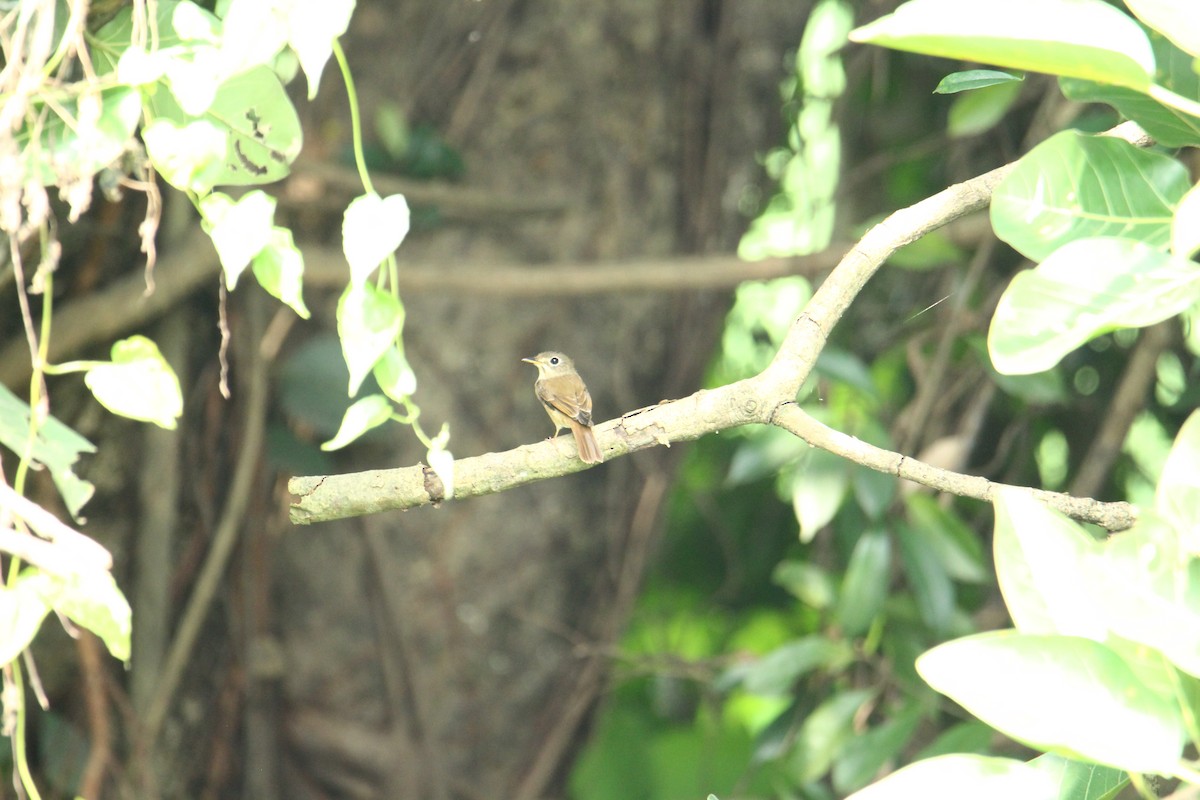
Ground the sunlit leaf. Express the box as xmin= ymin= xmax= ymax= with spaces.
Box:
xmin=792 ymin=447 xmax=850 ymax=542
xmin=991 ymin=131 xmax=1188 ymax=262
xmin=336 ymin=284 xmax=403 ymax=395
xmin=343 ymin=193 xmax=411 ymax=285
xmin=84 ymin=336 xmax=184 ymax=430
xmin=992 ymin=488 xmax=1106 ymax=637
xmin=850 ymin=0 xmax=1155 ymax=90
xmin=1173 ymin=181 xmax=1200 ymax=259
xmin=200 ymin=191 xmax=276 ymax=289
xmin=0 ymin=574 xmax=53 ymax=668
xmin=1060 ymin=32 xmax=1200 ymax=147
xmin=252 ymin=227 xmax=310 ymax=318
xmin=1087 ymin=515 xmax=1200 ymax=677
xmin=918 ymin=631 xmax=1184 ymax=773
xmin=1125 ymin=0 xmax=1200 ymax=58
xmin=44 ymin=570 xmax=132 ymax=661
xmin=989 ymin=237 xmax=1200 ymax=375
xmin=322 ymin=394 xmax=393 ymax=451
xmin=846 ymin=754 xmax=1061 ymax=800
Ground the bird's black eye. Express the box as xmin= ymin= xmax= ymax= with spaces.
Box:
xmin=549 ymin=357 xmax=560 ymax=365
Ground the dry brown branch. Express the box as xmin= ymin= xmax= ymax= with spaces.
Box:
xmin=289 ymin=123 xmax=1151 ymax=530
xmin=0 ymin=238 xmax=844 ymax=389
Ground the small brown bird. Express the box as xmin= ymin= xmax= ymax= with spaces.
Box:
xmin=522 ymin=351 xmax=604 ymax=464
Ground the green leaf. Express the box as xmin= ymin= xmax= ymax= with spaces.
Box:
xmin=142 ymin=117 xmax=229 ymax=192
xmin=836 ymin=529 xmax=891 ymax=636
xmin=851 ymin=462 xmax=896 ymax=520
xmin=849 ymin=0 xmax=1155 ymax=91
xmin=887 ymin=228 xmax=967 ymax=270
xmin=336 ymin=284 xmax=403 ymax=395
xmin=1157 ymin=409 xmax=1200 ymax=542
xmin=0 ymin=574 xmax=54 ymax=668
xmin=96 ymin=1 xmax=302 ymax=188
xmin=914 ymin=720 xmax=995 ymax=759
xmin=1060 ymin=32 xmax=1200 ymax=147
xmin=934 ymin=69 xmax=1023 ymax=94
xmin=787 ymin=688 xmax=875 ymax=784
xmin=772 ymin=560 xmax=836 ymax=609
xmin=791 ymin=447 xmax=850 ymax=542
xmin=989 ymin=237 xmax=1200 ymax=375
xmin=1030 ymin=752 xmax=1128 ymax=800
xmin=917 ymin=631 xmax=1184 ymax=773
xmin=43 ymin=571 xmax=132 ymax=662
xmin=153 ymin=65 xmax=303 ymax=187
xmin=832 ymin=703 xmax=924 ymax=794
xmin=991 ymin=131 xmax=1189 ymax=262
xmin=372 ymin=346 xmax=417 ymax=403
xmin=846 ymin=754 xmax=1062 ymax=800
xmin=1173 ymin=181 xmax=1200 ymax=258
xmin=83 ymin=336 xmax=184 ymax=430
xmin=252 ymin=227 xmax=310 ymax=318
xmin=992 ymin=488 xmax=1105 ymax=637
xmin=1087 ymin=515 xmax=1200 ymax=678
xmin=200 ymin=191 xmax=277 ymax=289
xmin=280 ymin=0 xmax=355 ymax=98
xmin=342 ymin=193 xmax=412 ymax=285
xmin=903 ymin=494 xmax=987 ymax=583
xmin=0 ymin=385 xmax=96 ymax=520
xmin=947 ymin=80 xmax=1022 ymax=138
xmin=727 ymin=635 xmax=855 ymax=696
xmin=322 ymin=394 xmax=393 ymax=451
xmin=1125 ymin=0 xmax=1200 ymax=58
xmin=896 ymin=522 xmax=955 ymax=634
xmin=15 ymin=87 xmax=142 ymax=190
xmin=216 ymin=0 xmax=290 ymax=78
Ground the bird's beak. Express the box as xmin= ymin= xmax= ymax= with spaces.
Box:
xmin=521 ymin=357 xmax=537 ymax=365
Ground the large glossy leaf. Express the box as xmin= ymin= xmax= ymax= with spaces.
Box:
xmin=1125 ymin=0 xmax=1200 ymax=58
xmin=1087 ymin=515 xmax=1200 ymax=678
xmin=918 ymin=631 xmax=1184 ymax=773
xmin=988 ymin=236 xmax=1200 ymax=375
xmin=1156 ymin=408 xmax=1200 ymax=545
xmin=1060 ymin=31 xmax=1200 ymax=147
xmin=850 ymin=0 xmax=1155 ymax=91
xmin=1031 ymin=753 xmax=1128 ymax=800
xmin=991 ymin=132 xmax=1189 ymax=261
xmin=847 ymin=754 xmax=1061 ymax=800
xmin=992 ymin=489 xmax=1106 ymax=638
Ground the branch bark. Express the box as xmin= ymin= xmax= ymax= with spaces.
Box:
xmin=288 ymin=122 xmax=1151 ymax=531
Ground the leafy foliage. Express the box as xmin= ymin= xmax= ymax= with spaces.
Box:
xmin=576 ymin=1 xmax=1200 ymax=798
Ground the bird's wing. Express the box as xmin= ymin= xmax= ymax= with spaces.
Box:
xmin=536 ymin=376 xmax=593 ymax=426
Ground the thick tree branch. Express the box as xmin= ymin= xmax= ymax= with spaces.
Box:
xmin=288 ymin=122 xmax=1151 ymax=529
